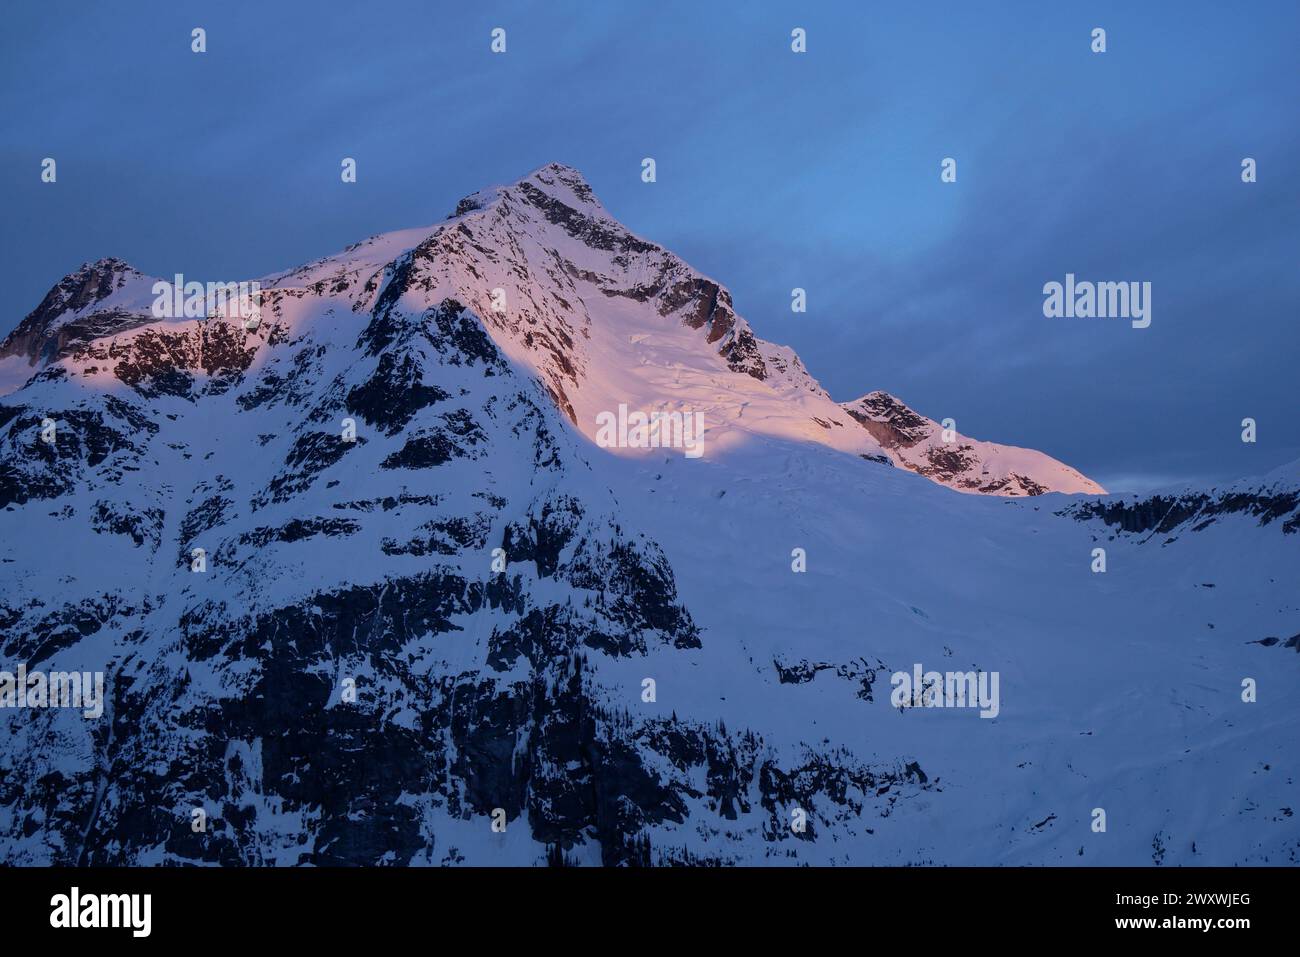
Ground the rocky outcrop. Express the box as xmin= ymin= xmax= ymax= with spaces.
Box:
xmin=843 ymin=391 xmax=1104 ymax=496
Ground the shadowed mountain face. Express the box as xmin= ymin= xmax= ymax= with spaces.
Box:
xmin=0 ymin=165 xmax=1296 ymax=866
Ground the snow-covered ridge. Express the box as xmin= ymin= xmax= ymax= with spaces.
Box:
xmin=843 ymin=391 xmax=1106 ymax=496
xmin=1 ymin=163 xmax=1099 ymax=496
xmin=1058 ymin=456 xmax=1300 ymax=540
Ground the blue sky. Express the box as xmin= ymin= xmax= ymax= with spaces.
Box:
xmin=2 ymin=0 xmax=1297 ymax=491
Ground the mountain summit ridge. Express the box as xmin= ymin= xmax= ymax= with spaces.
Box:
xmin=1 ymin=162 xmax=1099 ymax=497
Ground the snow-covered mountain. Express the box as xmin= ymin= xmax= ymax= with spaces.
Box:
xmin=1 ymin=164 xmax=1296 ymax=866
xmin=0 ymin=163 xmax=1097 ymax=497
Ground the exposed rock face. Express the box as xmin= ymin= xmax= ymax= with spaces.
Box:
xmin=843 ymin=391 xmax=1105 ymax=496
xmin=1060 ymin=480 xmax=1300 ymax=540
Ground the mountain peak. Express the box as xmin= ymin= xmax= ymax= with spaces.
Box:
xmin=510 ymin=162 xmax=607 ymax=218
xmin=447 ymin=163 xmax=602 ymax=221
xmin=81 ymin=256 xmax=141 ymax=276
xmin=518 ymin=162 xmax=598 ymax=200
xmin=0 ymin=256 xmax=153 ymax=367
